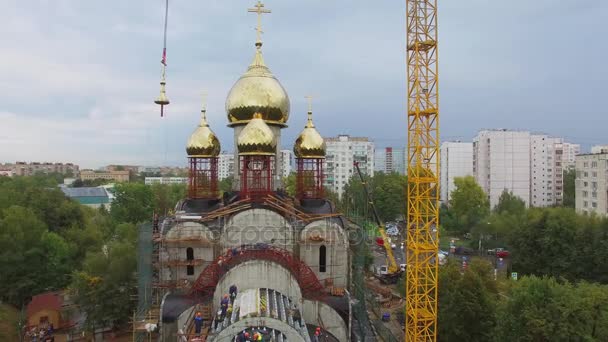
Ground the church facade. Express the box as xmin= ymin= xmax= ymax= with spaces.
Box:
xmin=143 ymin=3 xmax=359 ymax=341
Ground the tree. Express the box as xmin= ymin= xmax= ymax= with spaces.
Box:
xmin=495 ymin=276 xmax=608 ymax=341
xmin=219 ymin=175 xmax=234 ymax=194
xmin=151 ymin=183 xmax=186 ymax=215
xmin=563 ymin=169 xmax=576 ymax=208
xmin=437 ymin=261 xmax=496 ymax=341
xmin=447 ymin=176 xmax=490 ymax=234
xmin=373 ymin=173 xmax=407 ymax=221
xmin=110 ymin=183 xmax=153 ymax=224
xmin=282 ymin=172 xmax=296 ymax=196
xmin=70 ymin=239 xmax=137 ymax=332
xmin=494 ymin=190 xmax=526 ymax=216
xmin=0 ymin=206 xmax=73 ymax=306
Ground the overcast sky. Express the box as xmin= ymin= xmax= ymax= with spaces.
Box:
xmin=2 ymin=0 xmax=607 ymax=168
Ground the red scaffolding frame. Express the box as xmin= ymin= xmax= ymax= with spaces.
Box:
xmin=188 ymin=157 xmax=219 ymax=199
xmin=296 ymin=158 xmax=324 ymax=200
xmin=240 ymin=155 xmax=274 ymax=201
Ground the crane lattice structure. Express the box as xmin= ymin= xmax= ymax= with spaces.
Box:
xmin=405 ymin=0 xmax=440 ymax=340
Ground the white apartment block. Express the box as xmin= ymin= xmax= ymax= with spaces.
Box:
xmin=440 ymin=142 xmax=473 ymax=204
xmin=144 ymin=177 xmax=188 ymax=185
xmin=279 ymin=149 xmax=293 ymax=179
xmin=218 ymin=153 xmax=235 ymax=180
xmin=324 ymin=135 xmax=374 ymax=198
xmin=560 ymin=142 xmax=581 ymax=170
xmin=530 ymin=135 xmax=564 ymax=207
xmin=473 ymin=130 xmax=531 ymax=208
xmin=591 ymin=145 xmax=608 ymax=154
xmin=575 ymin=152 xmax=608 ymax=216
xmin=374 ymin=147 xmax=406 ymax=175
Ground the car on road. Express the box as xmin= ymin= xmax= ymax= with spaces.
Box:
xmin=496 ymin=249 xmax=510 ymax=258
xmin=455 ymin=246 xmax=475 ymax=255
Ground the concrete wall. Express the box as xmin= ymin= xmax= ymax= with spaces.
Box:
xmin=213 ymin=260 xmax=302 ymax=311
xmin=163 ymin=221 xmax=215 ymax=282
xmin=222 ymin=209 xmax=294 ymax=252
xmin=302 ymin=299 xmax=347 ymax=342
xmin=300 ymin=220 xmax=348 ymax=287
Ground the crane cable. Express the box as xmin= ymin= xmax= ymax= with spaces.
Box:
xmin=161 ymin=0 xmax=168 ymax=67
xmin=155 ymin=0 xmax=170 ymax=117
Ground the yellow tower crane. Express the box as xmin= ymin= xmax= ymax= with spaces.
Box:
xmin=405 ymin=0 xmax=440 ymax=340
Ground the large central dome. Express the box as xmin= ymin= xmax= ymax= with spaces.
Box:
xmin=226 ymin=47 xmax=290 ymax=127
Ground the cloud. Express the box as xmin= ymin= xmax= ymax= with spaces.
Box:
xmin=2 ymin=0 xmax=607 ymax=168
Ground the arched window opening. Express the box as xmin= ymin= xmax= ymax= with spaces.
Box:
xmin=319 ymin=245 xmax=327 ymax=273
xmin=186 ymin=247 xmax=194 ymax=275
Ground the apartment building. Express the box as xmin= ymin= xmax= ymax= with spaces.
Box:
xmin=80 ymin=170 xmax=130 ymax=182
xmin=374 ymin=147 xmax=406 ymax=175
xmin=530 ymin=135 xmax=564 ymax=207
xmin=440 ymin=141 xmax=473 ymax=204
xmin=218 ymin=153 xmax=235 ymax=180
xmin=324 ymin=135 xmax=374 ymax=198
xmin=279 ymin=149 xmax=294 ymax=179
xmin=473 ymin=130 xmax=531 ymax=207
xmin=575 ymin=152 xmax=608 ymax=216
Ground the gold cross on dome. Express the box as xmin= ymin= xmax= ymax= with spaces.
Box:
xmin=305 ymin=95 xmax=313 ymax=113
xmin=248 ymin=1 xmax=271 ymax=46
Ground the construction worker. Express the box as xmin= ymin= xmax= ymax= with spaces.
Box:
xmin=220 ymin=294 xmax=229 ymax=319
xmin=227 ymin=303 xmax=233 ymax=318
xmin=313 ymin=327 xmax=321 ymax=342
xmin=229 ymin=284 xmax=238 ymax=302
xmin=194 ymin=311 xmax=203 ymax=335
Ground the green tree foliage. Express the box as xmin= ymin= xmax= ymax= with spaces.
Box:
xmin=110 ymin=183 xmax=153 ymax=224
xmin=72 ymin=178 xmax=112 ymax=187
xmin=0 ymin=206 xmax=74 ymax=306
xmin=342 ymin=172 xmax=407 ymax=222
xmin=70 ymin=234 xmax=137 ymax=332
xmin=562 ymin=168 xmax=576 ymax=208
xmin=219 ymin=175 xmax=234 ymax=194
xmin=495 ymin=276 xmax=608 ymax=341
xmin=282 ymin=172 xmax=296 ymax=197
xmin=438 ymin=260 xmax=496 ymax=342
xmin=494 ymin=190 xmax=526 ymax=216
xmin=151 ymin=183 xmax=186 ymax=215
xmin=446 ymin=176 xmax=490 ymax=234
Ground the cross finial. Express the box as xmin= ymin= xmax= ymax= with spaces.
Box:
xmin=200 ymin=92 xmax=208 ymax=123
xmin=248 ymin=1 xmax=271 ymax=48
xmin=305 ymin=95 xmax=313 ymax=113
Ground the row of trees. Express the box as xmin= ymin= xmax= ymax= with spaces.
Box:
xmin=438 ymin=259 xmax=608 ymax=341
xmin=0 ymin=176 xmax=186 ymax=333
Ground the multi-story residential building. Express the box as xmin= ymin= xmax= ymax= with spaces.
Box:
xmin=374 ymin=147 xmax=406 ymax=175
xmin=591 ymin=145 xmax=608 ymax=154
xmin=440 ymin=141 xmax=473 ymax=204
xmin=4 ymin=162 xmax=80 ymax=177
xmin=560 ymin=142 xmax=581 ymax=170
xmin=144 ymin=177 xmax=189 ymax=185
xmin=0 ymin=168 xmax=14 ymax=177
xmin=80 ymin=170 xmax=130 ymax=182
xmin=530 ymin=135 xmax=564 ymax=207
xmin=218 ymin=152 xmax=235 ymax=180
xmin=324 ymin=135 xmax=374 ymax=198
xmin=473 ymin=130 xmax=531 ymax=207
xmin=575 ymin=152 xmax=608 ymax=216
xmin=279 ymin=149 xmax=293 ymax=179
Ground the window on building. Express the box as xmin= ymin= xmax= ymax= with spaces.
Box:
xmin=584 ymin=201 xmax=588 ymax=207
xmin=592 ymin=192 xmax=597 ymax=199
xmin=592 ymin=182 xmax=598 ymax=189
xmin=592 ymin=172 xmax=598 ymax=178
xmin=319 ymin=245 xmax=327 ymax=273
xmin=592 ymin=161 xmax=598 ymax=168
xmin=584 ymin=162 xmax=589 ymax=167
xmin=186 ymin=247 xmax=194 ymax=276
xmin=592 ymin=202 xmax=598 ymax=208
xmin=583 ymin=191 xmax=588 ymax=197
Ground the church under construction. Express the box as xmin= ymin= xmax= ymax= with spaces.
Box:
xmin=134 ymin=2 xmax=371 ymax=341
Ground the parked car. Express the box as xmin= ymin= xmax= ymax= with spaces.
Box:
xmin=496 ymin=250 xmax=510 ymax=258
xmin=455 ymin=246 xmax=475 ymax=255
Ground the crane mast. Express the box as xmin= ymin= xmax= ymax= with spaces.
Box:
xmin=405 ymin=0 xmax=440 ymax=340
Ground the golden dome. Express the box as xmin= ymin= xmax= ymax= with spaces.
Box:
xmin=225 ymin=46 xmax=290 ymax=127
xmin=294 ymin=110 xmax=326 ymax=158
xmin=186 ymin=109 xmax=221 ymax=157
xmin=237 ymin=113 xmax=277 ymax=155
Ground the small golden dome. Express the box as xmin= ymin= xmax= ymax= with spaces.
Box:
xmin=225 ymin=47 xmax=290 ymax=127
xmin=294 ymin=110 xmax=326 ymax=158
xmin=237 ymin=113 xmax=277 ymax=155
xmin=186 ymin=109 xmax=221 ymax=157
